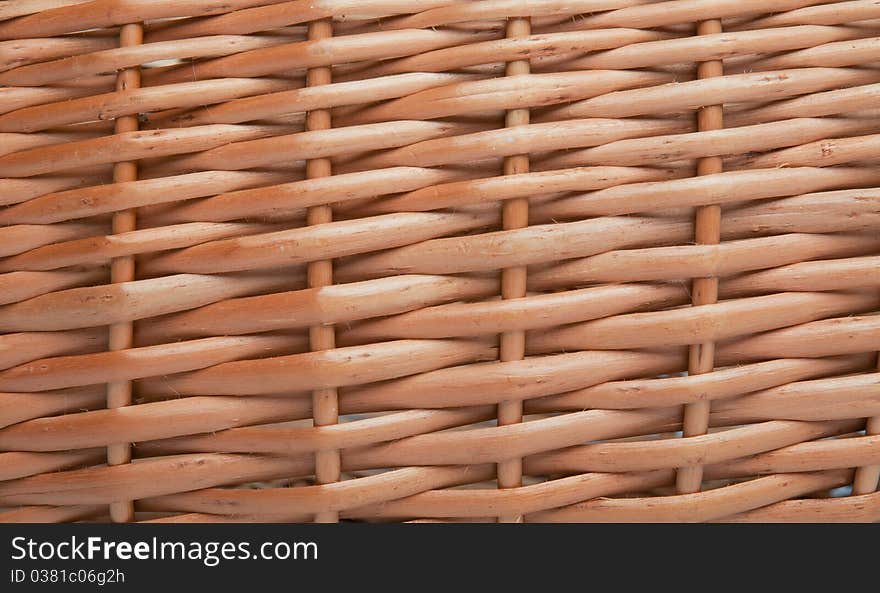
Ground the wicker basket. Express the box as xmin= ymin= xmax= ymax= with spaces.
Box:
xmin=0 ymin=0 xmax=878 ymax=524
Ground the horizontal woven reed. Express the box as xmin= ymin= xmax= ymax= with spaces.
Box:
xmin=1 ymin=0 xmax=879 ymax=523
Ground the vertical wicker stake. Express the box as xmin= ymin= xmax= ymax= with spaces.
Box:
xmin=853 ymin=316 xmax=880 ymax=495
xmin=305 ymin=18 xmax=341 ymax=523
xmin=676 ymin=19 xmax=724 ymax=495
xmin=852 ymin=403 xmax=880 ymax=494
xmin=497 ymin=16 xmax=531 ymax=523
xmin=106 ymin=21 xmax=143 ymax=523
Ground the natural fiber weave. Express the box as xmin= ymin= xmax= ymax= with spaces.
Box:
xmin=1 ymin=0 xmax=879 ymax=523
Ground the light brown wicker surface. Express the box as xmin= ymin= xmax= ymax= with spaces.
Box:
xmin=1 ymin=0 xmax=879 ymax=523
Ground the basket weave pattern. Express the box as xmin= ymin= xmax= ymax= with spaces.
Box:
xmin=1 ymin=0 xmax=879 ymax=523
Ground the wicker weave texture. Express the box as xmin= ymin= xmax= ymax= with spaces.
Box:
xmin=1 ymin=0 xmax=879 ymax=523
